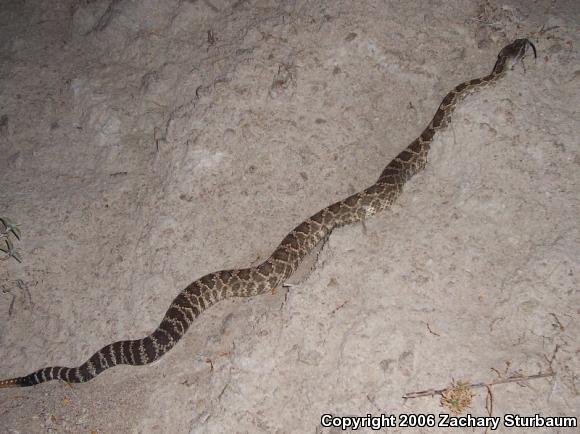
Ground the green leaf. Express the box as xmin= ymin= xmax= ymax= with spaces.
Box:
xmin=10 ymin=251 xmax=22 ymax=263
xmin=0 ymin=239 xmax=22 ymax=262
xmin=2 ymin=238 xmax=13 ymax=252
xmin=0 ymin=217 xmax=20 ymax=239
xmin=10 ymin=225 xmax=21 ymax=240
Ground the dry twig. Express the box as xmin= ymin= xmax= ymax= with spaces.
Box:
xmin=403 ymin=371 xmax=555 ymax=399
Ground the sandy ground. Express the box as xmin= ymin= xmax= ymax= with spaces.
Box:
xmin=0 ymin=0 xmax=578 ymax=433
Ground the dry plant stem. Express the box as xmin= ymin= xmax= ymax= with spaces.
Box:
xmin=484 ymin=385 xmax=494 ymax=434
xmin=403 ymin=371 xmax=555 ymax=399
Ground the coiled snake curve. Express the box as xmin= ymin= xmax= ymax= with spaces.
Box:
xmin=0 ymin=38 xmax=535 ymax=388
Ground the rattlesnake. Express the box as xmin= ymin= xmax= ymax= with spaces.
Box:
xmin=0 ymin=38 xmax=535 ymax=388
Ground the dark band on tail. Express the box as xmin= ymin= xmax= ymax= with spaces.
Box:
xmin=0 ymin=279 xmax=211 ymax=388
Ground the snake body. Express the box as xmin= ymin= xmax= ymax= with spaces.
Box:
xmin=0 ymin=39 xmax=534 ymax=388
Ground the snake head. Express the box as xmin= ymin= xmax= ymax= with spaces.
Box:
xmin=500 ymin=38 xmax=537 ymax=70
